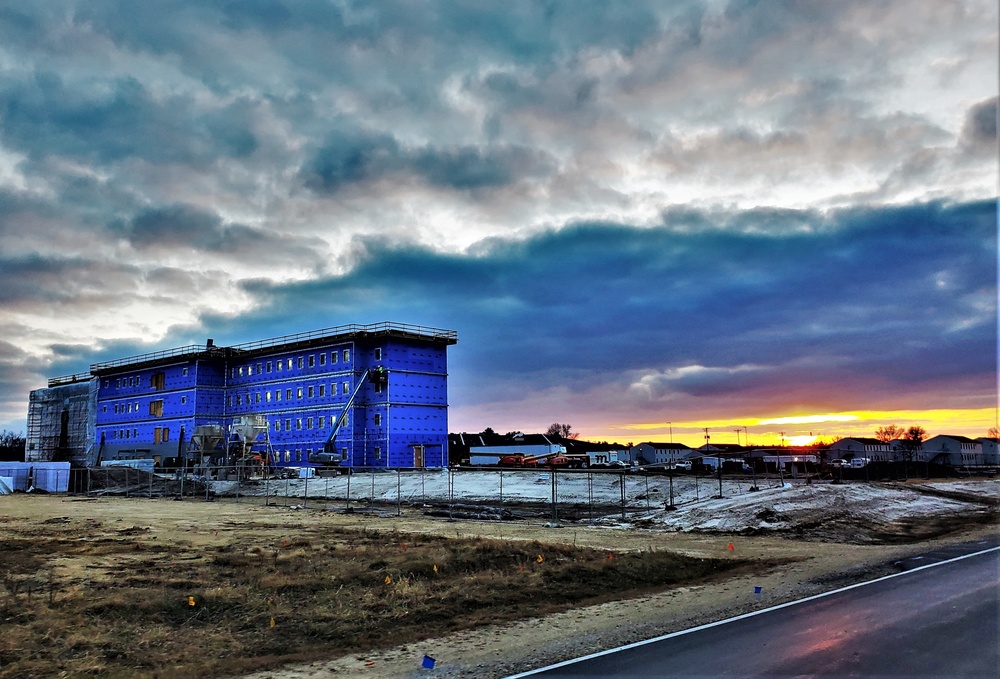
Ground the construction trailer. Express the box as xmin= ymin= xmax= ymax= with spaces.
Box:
xmin=31 ymin=322 xmax=457 ymax=470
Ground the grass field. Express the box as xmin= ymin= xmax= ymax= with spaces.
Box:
xmin=0 ymin=503 xmax=752 ymax=679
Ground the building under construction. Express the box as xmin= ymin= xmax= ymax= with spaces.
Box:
xmin=26 ymin=322 xmax=458 ymax=470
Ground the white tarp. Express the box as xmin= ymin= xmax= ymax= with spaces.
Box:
xmin=101 ymin=459 xmax=155 ymax=473
xmin=32 ymin=462 xmax=71 ymax=492
xmin=0 ymin=477 xmax=12 ymax=494
xmin=0 ymin=462 xmax=71 ymax=492
xmin=0 ymin=463 xmax=30 ymax=490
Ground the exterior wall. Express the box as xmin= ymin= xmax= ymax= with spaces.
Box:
xmin=977 ymin=438 xmax=1000 ymax=465
xmin=631 ymin=443 xmax=691 ymax=465
xmin=94 ymin=358 xmax=203 ymax=463
xmin=829 ymin=439 xmax=891 ymax=461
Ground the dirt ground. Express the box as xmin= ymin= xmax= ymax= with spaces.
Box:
xmin=0 ymin=486 xmax=996 ymax=679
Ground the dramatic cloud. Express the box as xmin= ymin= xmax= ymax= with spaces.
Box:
xmin=0 ymin=0 xmax=996 ymax=443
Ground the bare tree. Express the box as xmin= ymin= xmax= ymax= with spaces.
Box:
xmin=900 ymin=425 xmax=927 ymax=478
xmin=988 ymin=426 xmax=1000 ymax=439
xmin=545 ymin=423 xmax=577 ymax=439
xmin=0 ymin=430 xmax=26 ymax=461
xmin=874 ymin=424 xmax=904 ymax=442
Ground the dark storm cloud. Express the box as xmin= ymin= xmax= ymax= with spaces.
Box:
xmin=111 ymin=203 xmax=327 ymax=265
xmin=206 ymin=200 xmax=995 ymax=414
xmin=0 ymin=72 xmax=258 ymax=165
xmin=302 ymin=128 xmax=555 ymax=193
xmin=960 ymin=96 xmax=998 ymax=148
xmin=0 ymin=254 xmax=140 ymax=309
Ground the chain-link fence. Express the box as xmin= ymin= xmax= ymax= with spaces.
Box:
xmin=7 ymin=466 xmax=801 ymax=521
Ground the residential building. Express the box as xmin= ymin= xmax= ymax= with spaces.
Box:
xmin=829 ymin=437 xmax=892 ymax=461
xmin=977 ymin=437 xmax=1000 ymax=465
xmin=630 ymin=442 xmax=692 ymax=466
xmin=920 ymin=435 xmax=985 ymax=467
xmin=33 ymin=322 xmax=457 ymax=469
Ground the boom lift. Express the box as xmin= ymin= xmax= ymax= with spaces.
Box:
xmin=315 ymin=366 xmax=388 ymax=466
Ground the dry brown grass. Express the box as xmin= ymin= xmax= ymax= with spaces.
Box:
xmin=0 ymin=516 xmax=756 ymax=679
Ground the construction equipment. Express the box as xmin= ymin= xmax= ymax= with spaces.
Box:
xmin=320 ymin=366 xmax=388 ymax=463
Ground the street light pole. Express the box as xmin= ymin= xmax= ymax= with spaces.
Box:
xmin=706 ymin=428 xmax=721 ymax=497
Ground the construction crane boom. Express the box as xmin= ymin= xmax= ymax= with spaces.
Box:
xmin=324 ymin=368 xmax=370 ymax=454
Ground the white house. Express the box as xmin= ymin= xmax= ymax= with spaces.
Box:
xmin=920 ymin=435 xmax=984 ymax=467
xmin=976 ymin=437 xmax=999 ymax=465
xmin=630 ymin=442 xmax=692 ymax=466
xmin=829 ymin=438 xmax=892 ymax=461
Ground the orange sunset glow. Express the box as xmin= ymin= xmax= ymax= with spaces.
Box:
xmin=592 ymin=407 xmax=999 ymax=448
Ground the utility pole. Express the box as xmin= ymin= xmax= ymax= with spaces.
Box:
xmin=667 ymin=447 xmax=675 ymax=508
xmin=734 ymin=429 xmax=742 ymax=446
xmin=777 ymin=431 xmax=785 ymax=486
xmin=706 ymin=428 xmax=721 ymax=497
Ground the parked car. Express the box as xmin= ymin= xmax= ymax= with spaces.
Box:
xmin=666 ymin=461 xmax=692 ymax=471
xmin=591 ymin=460 xmax=629 ymax=469
xmin=829 ymin=459 xmax=849 ymax=468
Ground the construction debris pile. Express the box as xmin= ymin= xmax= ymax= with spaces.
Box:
xmin=82 ymin=467 xmax=209 ymax=497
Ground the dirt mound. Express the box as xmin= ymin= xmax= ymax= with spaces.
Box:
xmin=599 ymin=481 xmax=1000 ymax=544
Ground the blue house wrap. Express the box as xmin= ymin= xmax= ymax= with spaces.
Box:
xmin=87 ymin=322 xmax=456 ymax=468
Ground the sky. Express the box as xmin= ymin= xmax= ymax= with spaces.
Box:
xmin=0 ymin=0 xmax=997 ymax=448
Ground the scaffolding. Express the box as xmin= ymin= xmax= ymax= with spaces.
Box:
xmin=25 ymin=377 xmax=96 ymax=464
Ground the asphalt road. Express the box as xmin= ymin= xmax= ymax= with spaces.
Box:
xmin=508 ymin=538 xmax=1000 ymax=679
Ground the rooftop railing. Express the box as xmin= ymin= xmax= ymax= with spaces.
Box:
xmin=90 ymin=344 xmax=220 ymax=372
xmin=47 ymin=372 xmax=93 ymax=387
xmin=88 ymin=322 xmax=457 ymax=372
xmin=228 ymin=321 xmax=457 ymax=353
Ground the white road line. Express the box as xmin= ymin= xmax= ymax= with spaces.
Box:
xmin=504 ymin=544 xmax=1000 ymax=678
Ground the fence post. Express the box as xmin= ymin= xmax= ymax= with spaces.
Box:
xmin=588 ymin=472 xmax=593 ymax=522
xmin=499 ymin=469 xmax=503 ymax=504
xmin=303 ymin=471 xmax=308 ymax=509
xmin=125 ymin=467 xmax=129 ymax=498
xmin=264 ymin=472 xmax=270 ymax=506
xmin=448 ymin=468 xmax=454 ymax=521
xmin=396 ymin=469 xmax=401 ymax=517
xmin=550 ymin=468 xmax=558 ymax=523
xmin=620 ymin=472 xmax=626 ymax=519
xmin=346 ymin=469 xmax=352 ymax=512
